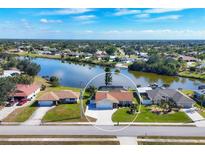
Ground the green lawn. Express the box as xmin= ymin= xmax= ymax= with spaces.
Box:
xmin=179 ymin=71 xmax=205 ymax=80
xmin=42 ymin=101 xmax=95 ymax=122
xmin=3 ymin=104 xmax=37 ymax=122
xmin=112 ymin=105 xmax=192 ymax=123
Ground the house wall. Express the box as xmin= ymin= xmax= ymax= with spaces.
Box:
xmin=61 ymin=98 xmax=78 ymax=103
xmin=27 ymin=88 xmax=40 ymax=100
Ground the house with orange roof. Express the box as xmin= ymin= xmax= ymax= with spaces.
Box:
xmin=92 ymin=91 xmax=133 ymax=109
xmin=12 ymin=84 xmax=41 ymax=100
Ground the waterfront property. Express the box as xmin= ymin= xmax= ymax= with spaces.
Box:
xmin=37 ymin=90 xmax=80 ymax=107
xmin=194 ymin=89 xmax=205 ymax=106
xmin=91 ymin=91 xmax=133 ymax=110
xmin=146 ymin=89 xmax=195 ymax=108
xmin=12 ymin=84 xmax=40 ymax=101
xmin=0 ymin=68 xmax=21 ymax=78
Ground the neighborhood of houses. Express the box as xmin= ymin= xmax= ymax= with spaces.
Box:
xmin=1 ymin=75 xmax=205 ymax=127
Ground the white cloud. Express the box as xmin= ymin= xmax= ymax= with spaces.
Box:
xmin=144 ymin=8 xmax=185 ymax=14
xmin=135 ymin=14 xmax=150 ymax=18
xmin=137 ymin=15 xmax=182 ymax=22
xmin=40 ymin=18 xmax=62 ymax=24
xmin=74 ymin=15 xmax=96 ymax=21
xmin=114 ymin=9 xmax=141 ymax=16
xmin=39 ymin=8 xmax=92 ymax=15
xmin=151 ymin=15 xmax=181 ymax=20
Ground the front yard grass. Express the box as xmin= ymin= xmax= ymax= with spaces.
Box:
xmin=3 ymin=104 xmax=37 ymax=122
xmin=42 ymin=103 xmax=95 ymax=122
xmin=112 ymin=105 xmax=192 ymax=123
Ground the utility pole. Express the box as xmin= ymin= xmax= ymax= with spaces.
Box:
xmin=79 ymin=81 xmax=84 ymax=119
xmin=80 ymin=89 xmax=84 ymax=119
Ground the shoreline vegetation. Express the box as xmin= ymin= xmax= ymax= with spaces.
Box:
xmin=10 ymin=52 xmax=116 ymax=67
xmin=10 ymin=52 xmax=205 ymax=81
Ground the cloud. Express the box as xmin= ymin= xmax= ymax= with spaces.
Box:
xmin=136 ymin=15 xmax=182 ymax=22
xmin=20 ymin=19 xmax=32 ymax=29
xmin=39 ymin=8 xmax=92 ymax=15
xmin=148 ymin=15 xmax=181 ymax=21
xmin=113 ymin=9 xmax=141 ymax=16
xmin=135 ymin=14 xmax=150 ymax=18
xmin=144 ymin=8 xmax=185 ymax=14
xmin=40 ymin=18 xmax=62 ymax=24
xmin=74 ymin=15 xmax=96 ymax=21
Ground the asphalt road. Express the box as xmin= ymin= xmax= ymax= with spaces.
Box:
xmin=1 ymin=125 xmax=205 ymax=137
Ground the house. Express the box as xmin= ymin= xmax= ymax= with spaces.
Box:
xmin=146 ymin=89 xmax=195 ymax=108
xmin=12 ymin=84 xmax=41 ymax=100
xmin=0 ymin=68 xmax=21 ymax=78
xmin=137 ymin=87 xmax=152 ymax=105
xmin=91 ymin=91 xmax=133 ymax=110
xmin=194 ymin=90 xmax=205 ymax=106
xmin=178 ymin=55 xmax=199 ymax=62
xmin=37 ymin=90 xmax=80 ymax=107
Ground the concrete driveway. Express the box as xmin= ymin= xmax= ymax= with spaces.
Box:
xmin=0 ymin=106 xmax=18 ymax=121
xmin=85 ymin=106 xmax=117 ymax=125
xmin=0 ymin=100 xmax=36 ymax=121
xmin=22 ymin=106 xmax=54 ymax=126
xmin=183 ymin=108 xmax=205 ymax=127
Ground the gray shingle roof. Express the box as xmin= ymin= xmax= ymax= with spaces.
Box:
xmin=146 ymin=89 xmax=195 ymax=106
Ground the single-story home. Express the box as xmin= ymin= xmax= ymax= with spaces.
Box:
xmin=178 ymin=55 xmax=199 ymax=62
xmin=137 ymin=87 xmax=152 ymax=105
xmin=37 ymin=90 xmax=80 ymax=107
xmin=11 ymin=84 xmax=41 ymax=100
xmin=194 ymin=89 xmax=205 ymax=106
xmin=0 ymin=69 xmax=21 ymax=78
xmin=146 ymin=89 xmax=195 ymax=108
xmin=91 ymin=91 xmax=133 ymax=110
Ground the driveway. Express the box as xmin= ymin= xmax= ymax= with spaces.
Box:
xmin=22 ymin=106 xmax=54 ymax=126
xmin=183 ymin=108 xmax=205 ymax=127
xmin=0 ymin=106 xmax=18 ymax=121
xmin=0 ymin=100 xmax=36 ymax=121
xmin=85 ymin=106 xmax=117 ymax=125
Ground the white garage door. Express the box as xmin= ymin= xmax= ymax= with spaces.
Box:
xmin=96 ymin=102 xmax=113 ymax=110
xmin=38 ymin=101 xmax=54 ymax=107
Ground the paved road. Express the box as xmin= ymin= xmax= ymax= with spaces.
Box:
xmin=1 ymin=126 xmax=205 ymax=137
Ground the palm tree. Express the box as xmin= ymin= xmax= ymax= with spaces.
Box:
xmin=104 ymin=67 xmax=112 ymax=86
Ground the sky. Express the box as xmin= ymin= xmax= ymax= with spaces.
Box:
xmin=0 ymin=8 xmax=205 ymax=40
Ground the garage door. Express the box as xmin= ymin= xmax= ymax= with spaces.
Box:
xmin=38 ymin=101 xmax=54 ymax=107
xmin=96 ymin=102 xmax=113 ymax=110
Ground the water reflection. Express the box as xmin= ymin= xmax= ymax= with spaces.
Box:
xmin=30 ymin=57 xmax=205 ymax=90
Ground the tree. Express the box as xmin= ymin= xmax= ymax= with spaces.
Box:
xmin=104 ymin=67 xmax=112 ymax=86
xmin=0 ymin=78 xmax=16 ymax=104
xmin=49 ymin=76 xmax=60 ymax=87
xmin=11 ymin=74 xmax=34 ymax=84
xmin=17 ymin=59 xmax=41 ymax=76
xmin=105 ymin=46 xmax=116 ymax=55
xmin=86 ymin=85 xmax=97 ymax=98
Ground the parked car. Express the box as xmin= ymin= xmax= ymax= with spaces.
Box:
xmin=198 ymin=85 xmax=205 ymax=90
xmin=17 ymin=98 xmax=28 ymax=106
xmin=6 ymin=100 xmax=18 ymax=107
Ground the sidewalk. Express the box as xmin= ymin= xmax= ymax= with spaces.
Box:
xmin=137 ymin=138 xmax=205 ymax=143
xmin=117 ymin=136 xmax=138 ymax=145
xmin=183 ymin=108 xmax=205 ymax=127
